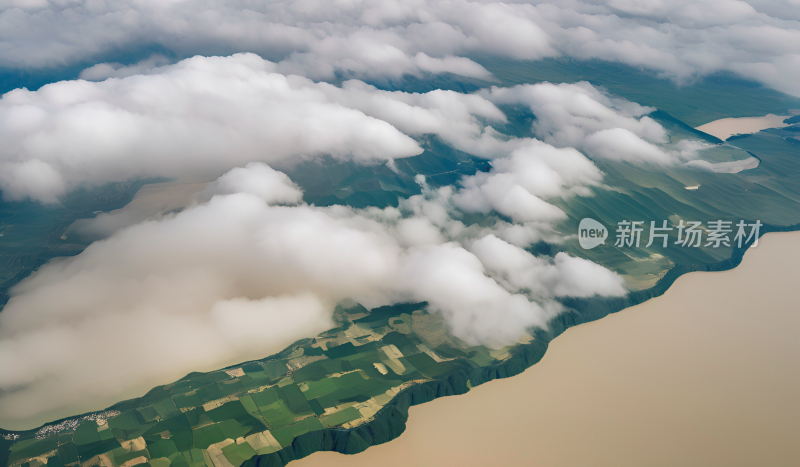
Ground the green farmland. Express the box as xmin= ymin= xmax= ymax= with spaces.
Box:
xmin=0 ymin=303 xmax=525 ymax=467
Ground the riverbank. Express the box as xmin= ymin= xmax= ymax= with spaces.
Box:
xmin=294 ymin=231 xmax=800 ymax=467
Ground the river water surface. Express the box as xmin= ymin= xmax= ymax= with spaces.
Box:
xmin=296 ymin=231 xmax=800 ymax=467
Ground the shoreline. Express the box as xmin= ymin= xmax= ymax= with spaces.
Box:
xmin=1 ymin=224 xmax=795 ymax=467
xmin=231 ymin=225 xmax=793 ymax=467
xmin=293 ymin=230 xmax=800 ymax=467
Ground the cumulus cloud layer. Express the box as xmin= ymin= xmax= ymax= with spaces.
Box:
xmin=1 ymin=1 xmax=800 ymax=94
xmin=0 ymin=156 xmax=625 ymax=428
xmin=78 ymin=54 xmax=172 ymax=81
xmin=0 ymin=44 xmax=707 ymax=429
xmin=0 ymin=53 xmax=507 ymax=202
xmin=486 ymin=82 xmax=681 ymax=164
xmin=0 ymin=53 xmax=698 ymax=203
xmin=453 ymin=140 xmax=603 ymax=222
xmin=0 ymin=54 xmax=424 ymax=202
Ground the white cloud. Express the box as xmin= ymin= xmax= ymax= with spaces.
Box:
xmin=0 ymin=191 xmax=398 ymax=427
xmin=584 ymin=128 xmax=673 ymax=164
xmin=453 ymin=139 xmax=604 ymax=223
xmin=78 ymin=54 xmax=173 ymax=81
xmin=209 ymin=294 xmax=330 ymax=352
xmin=398 ymin=242 xmax=554 ymax=347
xmin=315 ymin=78 xmax=508 ymax=155
xmin=484 ymin=82 xmax=709 ymax=165
xmin=2 ymin=1 xmax=800 ymax=94
xmin=0 ymin=160 xmax=626 ymax=429
xmin=469 ymin=234 xmax=626 ymax=298
xmin=0 ymin=53 xmax=513 ymax=203
xmin=2 ymin=54 xmax=686 ymax=205
xmin=0 ymin=159 xmax=65 ymax=203
xmin=193 ymin=162 xmax=303 ymax=205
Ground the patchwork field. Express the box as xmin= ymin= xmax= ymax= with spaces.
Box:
xmin=0 ymin=302 xmax=538 ymax=467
